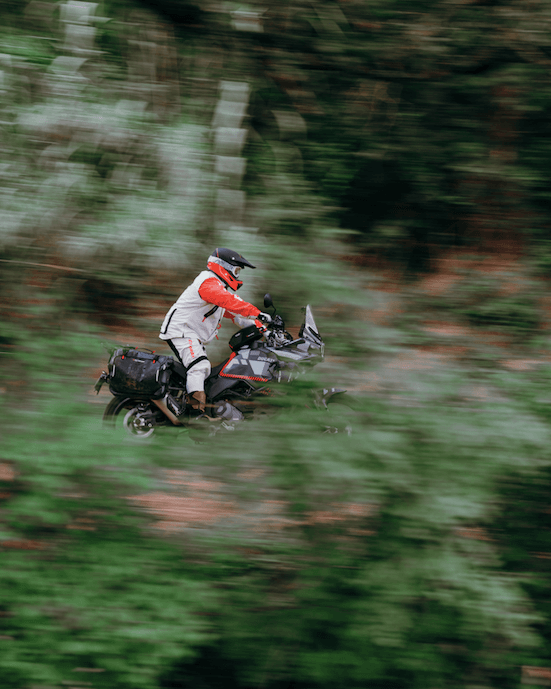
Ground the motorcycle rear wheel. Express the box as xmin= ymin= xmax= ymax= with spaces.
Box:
xmin=103 ymin=396 xmax=167 ymax=439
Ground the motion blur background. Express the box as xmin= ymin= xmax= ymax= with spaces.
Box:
xmin=3 ymin=0 xmax=551 ymax=687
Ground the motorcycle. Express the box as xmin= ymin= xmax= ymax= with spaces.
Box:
xmin=95 ymin=294 xmax=353 ymax=439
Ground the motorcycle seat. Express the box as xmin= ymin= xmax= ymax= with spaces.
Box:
xmin=207 ymin=356 xmax=231 ymax=381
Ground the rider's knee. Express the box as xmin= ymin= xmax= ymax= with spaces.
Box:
xmin=186 ymin=359 xmax=211 ymax=393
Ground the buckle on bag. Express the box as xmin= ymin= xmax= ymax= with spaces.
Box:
xmin=94 ymin=371 xmax=109 ymax=394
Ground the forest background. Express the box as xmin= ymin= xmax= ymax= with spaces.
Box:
xmin=2 ymin=0 xmax=551 ymax=688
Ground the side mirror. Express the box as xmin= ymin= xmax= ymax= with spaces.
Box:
xmin=263 ymin=293 xmax=274 ymax=310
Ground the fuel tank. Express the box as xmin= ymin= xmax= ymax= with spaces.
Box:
xmin=206 ymin=347 xmax=278 ymax=400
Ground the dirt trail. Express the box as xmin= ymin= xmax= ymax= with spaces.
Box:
xmin=127 ymin=468 xmax=376 ymax=538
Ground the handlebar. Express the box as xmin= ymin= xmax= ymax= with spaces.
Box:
xmin=263 ymin=314 xmax=293 ymax=347
xmin=258 ymin=297 xmax=292 ymax=345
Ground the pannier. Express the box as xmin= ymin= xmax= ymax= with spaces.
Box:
xmin=108 ymin=348 xmax=172 ymax=399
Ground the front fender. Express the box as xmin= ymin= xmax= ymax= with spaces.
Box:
xmin=313 ymin=387 xmax=347 ymax=410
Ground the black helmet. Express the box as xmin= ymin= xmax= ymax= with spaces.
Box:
xmin=207 ymin=248 xmax=256 ymax=290
xmin=210 ymin=248 xmax=255 ymax=269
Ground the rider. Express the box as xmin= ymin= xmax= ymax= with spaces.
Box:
xmin=159 ymin=248 xmax=271 ymax=418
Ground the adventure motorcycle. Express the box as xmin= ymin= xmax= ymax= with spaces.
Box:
xmin=95 ymin=294 xmax=352 ymax=438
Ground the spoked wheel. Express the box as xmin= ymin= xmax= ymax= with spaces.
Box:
xmin=103 ymin=396 xmax=168 ymax=439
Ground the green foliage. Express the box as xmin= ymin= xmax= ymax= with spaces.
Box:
xmin=441 ymin=273 xmax=541 ymax=335
xmin=0 ymin=331 xmax=215 ymax=688
xmin=2 ymin=315 xmax=551 ymax=688
xmin=461 ymin=293 xmax=540 ymax=333
xmin=3 ymin=0 xmax=551 ymax=687
xmin=399 ymin=269 xmax=544 ymax=341
xmin=1 ymin=534 xmax=212 ymax=688
xmin=0 ymin=29 xmax=55 ymax=65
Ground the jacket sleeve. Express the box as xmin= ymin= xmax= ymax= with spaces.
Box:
xmin=198 ymin=277 xmax=261 ymax=319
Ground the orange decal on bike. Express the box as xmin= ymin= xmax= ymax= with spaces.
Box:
xmin=219 ymin=352 xmax=270 ymax=382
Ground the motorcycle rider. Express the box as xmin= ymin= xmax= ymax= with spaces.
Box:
xmin=159 ymin=248 xmax=271 ymax=419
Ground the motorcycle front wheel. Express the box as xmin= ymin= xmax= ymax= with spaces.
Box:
xmin=322 ymin=397 xmax=359 ymax=436
xmin=103 ymin=396 xmax=167 ymax=439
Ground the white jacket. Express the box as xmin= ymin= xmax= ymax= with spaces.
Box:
xmin=159 ymin=271 xmax=258 ymax=344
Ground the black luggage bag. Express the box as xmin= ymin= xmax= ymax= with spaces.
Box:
xmin=108 ymin=348 xmax=172 ymax=399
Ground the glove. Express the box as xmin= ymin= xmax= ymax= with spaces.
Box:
xmin=254 ymin=319 xmax=268 ymax=332
xmin=258 ymin=312 xmax=272 ymax=324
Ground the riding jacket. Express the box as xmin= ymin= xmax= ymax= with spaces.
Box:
xmin=159 ymin=270 xmax=261 ymax=344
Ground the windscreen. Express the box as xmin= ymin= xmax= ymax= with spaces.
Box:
xmin=301 ymin=305 xmax=324 ymax=348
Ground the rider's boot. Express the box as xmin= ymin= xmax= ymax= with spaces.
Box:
xmin=187 ymin=391 xmax=223 ymax=442
xmin=188 ymin=391 xmax=220 ymax=424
